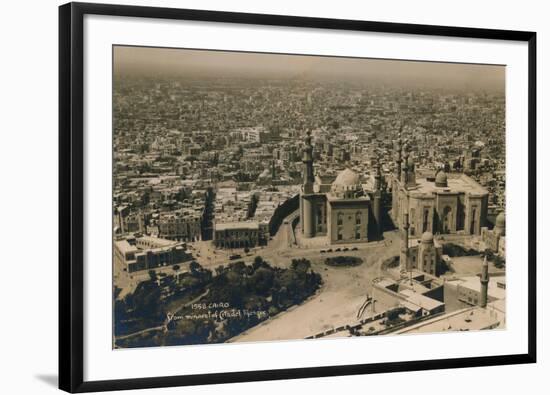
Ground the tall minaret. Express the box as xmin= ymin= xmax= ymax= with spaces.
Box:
xmin=406 ymin=154 xmax=416 ymax=188
xmin=392 ymin=126 xmax=403 ymax=226
xmin=373 ymin=157 xmax=382 ymax=191
xmin=302 ymin=130 xmax=315 ymax=193
xmin=301 ymin=131 xmax=315 ymax=238
xmin=400 ymin=213 xmax=410 ymax=274
xmin=373 ymin=159 xmax=382 ymax=238
xmin=480 ymin=255 xmax=490 ymax=308
xmin=401 ymin=141 xmax=410 ymax=185
xmin=395 ymin=126 xmax=403 ymax=181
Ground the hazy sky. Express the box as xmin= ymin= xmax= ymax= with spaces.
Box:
xmin=114 ymin=45 xmax=504 ymax=91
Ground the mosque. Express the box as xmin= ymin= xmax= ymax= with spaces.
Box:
xmin=389 ymin=129 xmax=491 ymax=277
xmin=299 ymin=131 xmax=383 ymax=244
xmin=391 ymin=131 xmax=489 ymax=238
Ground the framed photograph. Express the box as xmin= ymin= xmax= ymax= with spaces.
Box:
xmin=59 ymin=2 xmax=537 ymax=392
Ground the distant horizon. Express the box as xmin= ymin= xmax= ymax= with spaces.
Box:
xmin=114 ymin=45 xmax=505 ymax=92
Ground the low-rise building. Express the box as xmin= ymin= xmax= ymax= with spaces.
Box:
xmin=373 ymin=272 xmax=445 ymax=317
xmin=213 ymin=221 xmax=268 ymax=249
xmin=158 ymin=208 xmax=202 ymax=242
xmin=445 ymin=274 xmax=506 ymax=307
xmin=114 ymin=235 xmax=192 ymax=273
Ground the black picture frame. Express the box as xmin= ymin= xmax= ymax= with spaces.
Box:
xmin=59 ymin=2 xmax=537 ymax=393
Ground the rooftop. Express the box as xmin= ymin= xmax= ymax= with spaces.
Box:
xmin=114 ymin=239 xmax=138 ymax=255
xmin=399 ymin=289 xmax=444 ymax=311
xmin=407 ymin=173 xmax=488 ymax=197
xmin=394 ymin=306 xmax=501 ymax=334
xmin=457 ymin=274 xmax=506 ymax=300
xmin=215 ymin=221 xmax=260 ymax=231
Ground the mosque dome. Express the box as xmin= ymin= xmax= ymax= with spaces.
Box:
xmin=421 ymin=231 xmax=434 ymax=244
xmin=331 ymin=168 xmax=361 ymax=198
xmin=333 ymin=168 xmax=360 ymax=188
xmin=435 ymin=170 xmax=448 ymax=187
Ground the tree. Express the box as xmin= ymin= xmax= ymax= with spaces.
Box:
xmin=131 ymin=282 xmax=162 ymax=323
xmin=493 ymin=255 xmax=505 ymax=269
xmin=148 ymin=270 xmax=157 ymax=282
xmin=229 ymin=261 xmax=247 ymax=276
xmin=253 ymin=256 xmax=264 ymax=271
xmin=250 ymin=267 xmax=275 ymax=295
xmin=189 ymin=261 xmax=201 ymax=274
xmin=291 ymin=258 xmax=311 ymax=273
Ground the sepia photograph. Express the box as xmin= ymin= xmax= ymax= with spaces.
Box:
xmin=112 ymin=45 xmax=507 ymax=349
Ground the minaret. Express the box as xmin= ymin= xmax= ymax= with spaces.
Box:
xmin=406 ymin=154 xmax=416 ymax=188
xmin=301 ymin=131 xmax=315 ymax=238
xmin=302 ymin=131 xmax=315 ymax=193
xmin=401 ymin=141 xmax=409 ymax=185
xmin=373 ymin=159 xmax=382 ymax=238
xmin=480 ymin=255 xmax=489 ymax=308
xmin=395 ymin=127 xmax=403 ymax=181
xmin=400 ymin=213 xmax=410 ymax=273
xmin=392 ymin=127 xmax=403 ymax=226
xmin=373 ymin=157 xmax=381 ymax=191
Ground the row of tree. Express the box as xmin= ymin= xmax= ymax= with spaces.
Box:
xmin=115 ymin=256 xmax=323 ymax=348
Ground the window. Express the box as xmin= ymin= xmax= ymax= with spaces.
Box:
xmin=355 ymin=227 xmax=361 ymax=239
xmin=355 ymin=212 xmax=362 ymax=225
xmin=337 ymin=213 xmax=343 ymax=226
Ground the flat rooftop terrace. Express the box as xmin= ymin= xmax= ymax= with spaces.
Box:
xmin=408 ymin=174 xmax=488 ymax=196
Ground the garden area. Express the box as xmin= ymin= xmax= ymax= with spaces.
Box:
xmin=114 ymin=257 xmax=322 ymax=348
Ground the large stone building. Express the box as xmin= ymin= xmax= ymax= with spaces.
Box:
xmin=399 ymin=218 xmax=442 ymax=277
xmin=114 ymin=235 xmax=192 ymax=273
xmin=391 ymin=132 xmax=489 ymax=237
xmin=213 ymin=221 xmax=269 ymax=249
xmin=299 ymin=131 xmax=383 ymax=244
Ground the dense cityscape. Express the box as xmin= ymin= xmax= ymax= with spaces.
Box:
xmin=113 ymin=49 xmax=506 ymax=348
